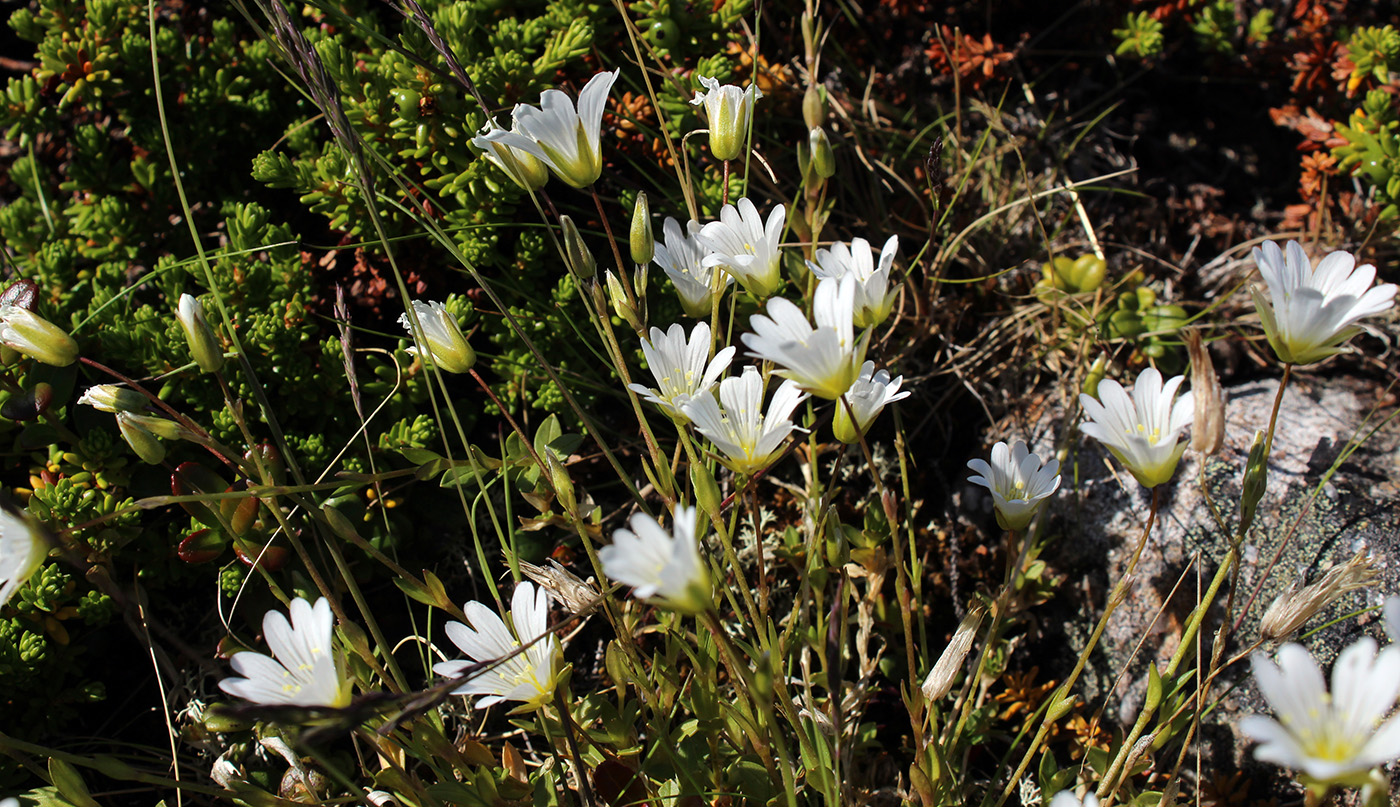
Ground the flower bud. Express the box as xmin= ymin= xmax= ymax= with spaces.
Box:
xmin=175 ymin=294 xmax=224 ymax=374
xmin=1240 ymin=429 xmax=1270 ymax=535
xmin=803 ymin=84 xmax=827 ymax=130
xmin=1081 ymin=353 xmax=1108 ymax=398
xmin=398 ymin=300 xmax=475 ymax=374
xmin=921 ymin=605 xmax=985 ymax=701
xmin=117 ymin=411 xmax=166 ymax=465
xmin=1186 ymin=330 xmax=1226 ymax=456
xmin=0 ymin=306 xmax=78 ymax=367
xmin=120 ymin=411 xmax=190 ymax=441
xmin=604 ymin=271 xmax=642 ymax=333
xmin=809 ymin=127 xmax=835 ymax=179
xmin=559 ymin=215 xmax=597 ymax=280
xmin=475 ymin=121 xmax=550 ymax=192
xmin=77 ymin=384 xmax=147 ymax=413
xmin=630 ymin=192 xmax=653 ymax=265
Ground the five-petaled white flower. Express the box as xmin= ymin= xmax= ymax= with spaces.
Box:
xmin=1079 ymin=367 xmax=1193 ymax=488
xmin=600 ymin=505 xmax=712 ymax=614
xmin=219 ymin=597 xmax=352 ymax=708
xmin=1251 ymin=240 xmax=1397 ymax=366
xmin=1242 ymin=637 xmax=1400 ymax=786
xmin=0 ymin=508 xmax=46 ymax=609
xmin=696 ymin=199 xmax=786 ymax=299
xmin=808 ymin=235 xmax=899 ymax=329
xmin=742 ymin=276 xmax=868 ymax=400
xmin=690 ymin=76 xmax=762 ymax=162
xmin=627 ymin=322 xmax=735 ymax=420
xmin=653 ymin=217 xmax=730 ymax=318
xmin=681 ymin=366 xmax=807 ymax=475
xmin=472 ymin=118 xmax=550 ymax=192
xmin=480 ymin=70 xmax=619 ymax=189
xmin=399 ymin=300 xmax=476 ymax=374
xmin=434 ymin=582 xmax=561 ymax=710
xmin=966 ymin=440 xmax=1061 ymax=532
xmin=833 ymin=360 xmax=909 ymax=444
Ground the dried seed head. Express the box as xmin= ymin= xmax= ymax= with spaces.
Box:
xmin=921 ymin=605 xmax=986 ymax=701
xmin=1185 ymin=329 xmax=1225 ymax=455
xmin=519 ymin=558 xmax=601 ymax=616
xmin=1260 ymin=550 xmax=1380 ymax=641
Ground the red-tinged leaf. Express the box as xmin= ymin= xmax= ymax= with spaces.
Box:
xmin=177 ymin=528 xmax=225 ymax=564
xmin=172 ymin=462 xmax=230 ymax=529
xmin=233 ymin=538 xmax=288 ymax=571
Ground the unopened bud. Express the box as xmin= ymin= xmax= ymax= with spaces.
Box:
xmin=1260 ymin=550 xmax=1379 ymax=641
xmin=809 ymin=127 xmax=835 ymax=179
xmin=1240 ymin=429 xmax=1269 ymax=535
xmin=176 ymin=294 xmax=224 ymax=374
xmin=77 ymin=384 xmax=147 ymax=413
xmin=604 ymin=271 xmax=642 ymax=332
xmin=120 ymin=411 xmax=190 ymax=441
xmin=921 ymin=605 xmax=985 ymax=701
xmin=630 ymin=192 xmax=653 ymax=265
xmin=559 ymin=215 xmax=597 ymax=280
xmin=0 ymin=306 xmax=78 ymax=367
xmin=545 ymin=451 xmax=577 ymax=514
xmin=803 ymin=84 xmax=827 ymax=129
xmin=1082 ymin=353 xmax=1108 ymax=398
xmin=116 ymin=411 xmax=166 ymax=464
xmin=1186 ymin=330 xmax=1225 ymax=455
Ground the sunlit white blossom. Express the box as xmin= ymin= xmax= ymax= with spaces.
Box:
xmin=480 ymin=70 xmax=619 ymax=189
xmin=627 ymin=322 xmax=735 ymax=420
xmin=601 ymin=505 xmax=712 ymax=613
xmin=1242 ymin=638 xmax=1400 ymax=785
xmin=1079 ymin=367 xmax=1193 ymax=488
xmin=653 ymin=217 xmax=730 ymax=318
xmin=434 ymin=582 xmax=561 ymax=710
xmin=1251 ymin=240 xmax=1397 ymax=366
xmin=966 ymin=440 xmax=1061 ymax=532
xmin=399 ymin=300 xmax=475 ymax=374
xmin=808 ymin=235 xmax=899 ymax=328
xmin=219 ymin=597 xmax=351 ymax=708
xmin=696 ymin=199 xmax=786 ymax=298
xmin=681 ymin=366 xmax=807 ymax=475
xmin=472 ymin=118 xmax=550 ymax=192
xmin=833 ymin=361 xmax=909 ymax=443
xmin=1049 ymin=792 xmax=1099 ymax=807
xmin=742 ymin=276 xmax=868 ymax=400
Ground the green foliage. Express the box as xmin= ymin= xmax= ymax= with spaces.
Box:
xmin=1190 ymin=0 xmax=1238 ymax=55
xmin=1114 ymin=13 xmax=1164 ymax=60
xmin=1347 ymin=25 xmax=1400 ymax=85
xmin=1334 ymin=90 xmax=1400 ymax=220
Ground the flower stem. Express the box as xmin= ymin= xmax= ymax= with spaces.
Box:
xmin=591 ymin=187 xmax=637 ymax=309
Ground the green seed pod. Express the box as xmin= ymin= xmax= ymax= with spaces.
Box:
xmin=630 ymin=192 xmax=653 ymax=265
xmin=559 ymin=215 xmax=596 ymax=281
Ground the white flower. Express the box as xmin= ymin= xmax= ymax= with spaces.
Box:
xmin=653 ymin=217 xmax=730 ymax=318
xmin=77 ymin=384 xmax=147 ymax=413
xmin=1049 ymin=792 xmax=1099 ymax=807
xmin=434 ymin=582 xmax=561 ymax=710
xmin=472 ymin=118 xmax=550 ymax=192
xmin=479 ymin=70 xmax=619 ymax=189
xmin=0 ymin=508 xmax=46 ymax=609
xmin=399 ymin=300 xmax=475 ymax=374
xmin=627 ymin=322 xmax=735 ymax=420
xmin=1079 ymin=367 xmax=1193 ymax=488
xmin=690 ymin=76 xmax=762 ymax=162
xmin=966 ymin=441 xmax=1061 ymax=532
xmin=1251 ymin=240 xmax=1397 ymax=366
xmin=696 ymin=199 xmax=786 ymax=298
xmin=600 ymin=505 xmax=712 ymax=613
xmin=1242 ymin=638 xmax=1400 ymax=785
xmin=808 ymin=235 xmax=899 ymax=328
xmin=0 ymin=305 xmax=78 ymax=367
xmin=1385 ymin=595 xmax=1400 ymax=642
xmin=742 ymin=276 xmax=868 ymax=400
xmin=681 ymin=366 xmax=807 ymax=475
xmin=219 ymin=597 xmax=351 ymax=708
xmin=833 ymin=360 xmax=910 ymax=443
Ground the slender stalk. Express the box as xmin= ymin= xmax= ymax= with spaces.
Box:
xmin=553 ymin=690 xmax=598 ymax=807
xmin=721 ymin=159 xmax=730 ymax=208
xmin=591 ymin=188 xmax=637 ymax=308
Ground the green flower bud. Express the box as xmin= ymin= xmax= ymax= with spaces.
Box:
xmin=77 ymin=384 xmax=147 ymax=413
xmin=0 ymin=306 xmax=78 ymax=367
xmin=803 ymin=84 xmax=827 ymax=130
xmin=117 ymin=412 xmax=165 ymax=465
xmin=176 ymin=294 xmax=224 ymax=374
xmin=1239 ymin=429 xmax=1269 ymax=535
xmin=630 ymin=192 xmax=653 ymax=265
xmin=604 ymin=271 xmax=642 ymax=333
xmin=809 ymin=127 xmax=835 ymax=179
xmin=559 ymin=215 xmax=597 ymax=281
